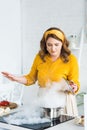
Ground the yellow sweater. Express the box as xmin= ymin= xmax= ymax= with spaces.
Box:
xmin=25 ymin=53 xmax=80 ymax=93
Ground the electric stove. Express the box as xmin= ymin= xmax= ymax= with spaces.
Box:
xmin=0 ymin=114 xmax=74 ymax=130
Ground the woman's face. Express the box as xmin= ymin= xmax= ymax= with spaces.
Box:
xmin=46 ymin=37 xmax=63 ymax=58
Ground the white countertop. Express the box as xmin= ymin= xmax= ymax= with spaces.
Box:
xmin=0 ymin=119 xmax=84 ymax=130
xmin=46 ymin=119 xmax=84 ymax=130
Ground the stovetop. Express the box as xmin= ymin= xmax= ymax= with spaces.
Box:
xmin=0 ymin=115 xmax=74 ymax=130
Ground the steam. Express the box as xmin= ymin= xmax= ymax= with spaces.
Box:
xmin=37 ymin=78 xmax=69 ymax=108
xmin=3 ymin=105 xmax=50 ymax=125
xmin=3 ymin=78 xmax=68 ymax=125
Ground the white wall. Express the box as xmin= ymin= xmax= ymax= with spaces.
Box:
xmin=0 ymin=0 xmax=21 ymax=76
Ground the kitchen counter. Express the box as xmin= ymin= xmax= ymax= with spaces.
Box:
xmin=0 ymin=119 xmax=84 ymax=130
xmin=46 ymin=119 xmax=84 ymax=130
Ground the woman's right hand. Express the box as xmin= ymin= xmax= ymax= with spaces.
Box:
xmin=1 ymin=72 xmax=19 ymax=81
xmin=1 ymin=72 xmax=27 ymax=85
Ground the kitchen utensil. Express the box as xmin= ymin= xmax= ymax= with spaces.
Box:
xmin=42 ymin=107 xmax=64 ymax=119
xmin=68 ymin=84 xmax=75 ymax=95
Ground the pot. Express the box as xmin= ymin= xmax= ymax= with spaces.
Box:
xmin=42 ymin=107 xmax=64 ymax=119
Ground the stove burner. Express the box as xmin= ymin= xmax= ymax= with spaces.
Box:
xmin=0 ymin=115 xmax=74 ymax=130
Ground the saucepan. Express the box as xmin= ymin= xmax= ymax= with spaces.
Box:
xmin=41 ymin=107 xmax=64 ymax=119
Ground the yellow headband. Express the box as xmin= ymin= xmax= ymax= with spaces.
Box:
xmin=44 ymin=30 xmax=64 ymax=42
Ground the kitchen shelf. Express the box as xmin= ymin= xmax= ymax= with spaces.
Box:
xmin=68 ymin=28 xmax=84 ymax=65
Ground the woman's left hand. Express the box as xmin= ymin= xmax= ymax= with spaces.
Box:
xmin=69 ymin=81 xmax=78 ymax=93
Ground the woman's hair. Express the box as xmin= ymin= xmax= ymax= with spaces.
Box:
xmin=39 ymin=27 xmax=71 ymax=63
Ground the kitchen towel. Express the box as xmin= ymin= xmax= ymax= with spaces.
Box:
xmin=66 ymin=93 xmax=78 ymax=116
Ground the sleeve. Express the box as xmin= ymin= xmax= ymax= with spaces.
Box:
xmin=24 ymin=54 xmax=39 ymax=86
xmin=68 ymin=55 xmax=80 ymax=93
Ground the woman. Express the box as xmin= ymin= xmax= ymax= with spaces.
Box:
xmin=2 ymin=27 xmax=80 ymax=116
